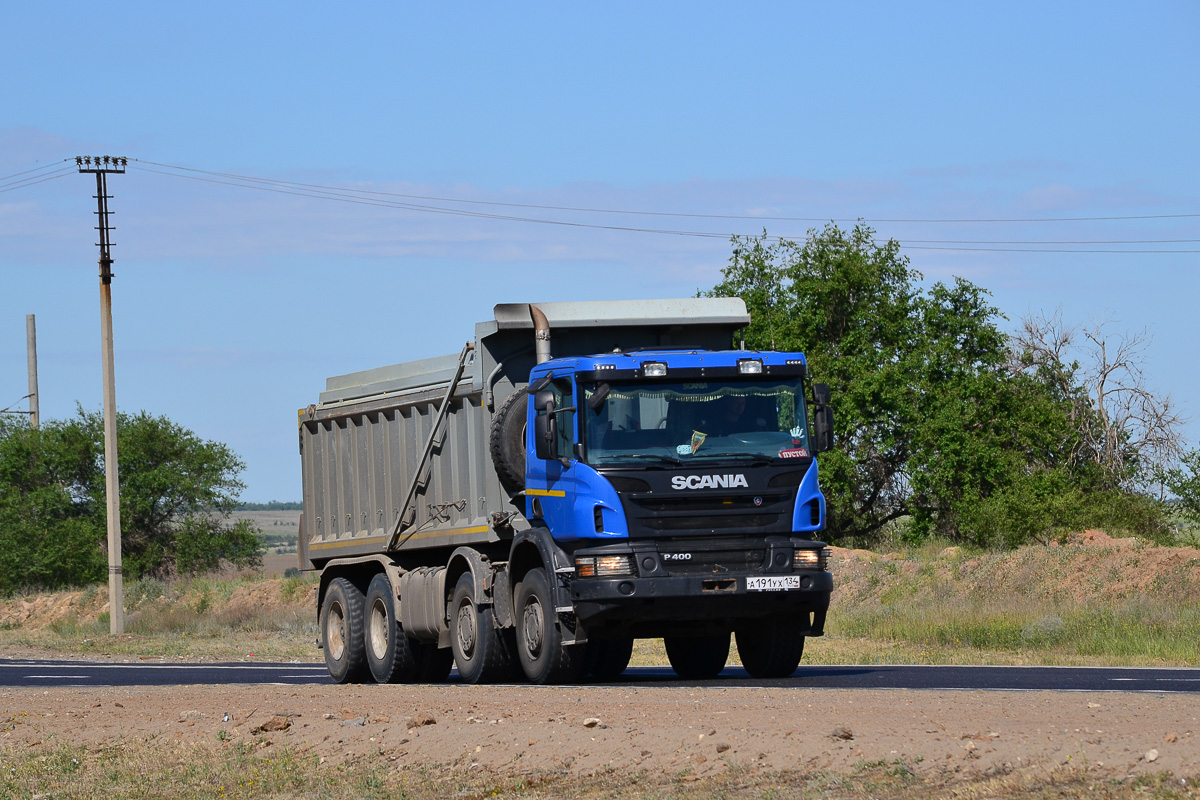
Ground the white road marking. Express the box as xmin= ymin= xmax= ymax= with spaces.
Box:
xmin=24 ymin=675 xmax=92 ymax=679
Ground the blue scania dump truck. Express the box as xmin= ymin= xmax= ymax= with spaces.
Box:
xmin=298 ymin=299 xmax=834 ymax=685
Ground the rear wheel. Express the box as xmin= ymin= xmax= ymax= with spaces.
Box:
xmin=449 ymin=572 xmax=515 ymax=684
xmin=664 ymin=633 xmax=730 ymax=680
xmin=321 ymin=577 xmax=369 ymax=683
xmin=735 ymin=617 xmax=806 ymax=679
xmin=515 ymin=567 xmax=583 ymax=684
xmin=585 ymin=637 xmax=634 ymax=681
xmin=364 ymin=573 xmax=422 ymax=683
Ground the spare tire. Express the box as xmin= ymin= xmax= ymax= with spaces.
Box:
xmin=490 ymin=389 xmax=527 ymax=493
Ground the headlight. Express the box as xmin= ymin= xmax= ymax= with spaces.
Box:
xmin=575 ymin=555 xmax=634 ymax=578
xmin=642 ymin=362 xmax=668 ymax=377
xmin=793 ymin=548 xmax=829 ymax=571
xmin=738 ymin=359 xmax=763 ymax=374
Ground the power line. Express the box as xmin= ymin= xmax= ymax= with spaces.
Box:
xmin=0 ymin=159 xmax=72 ymax=183
xmin=129 ymin=162 xmax=1200 ymax=253
xmin=3 ymin=157 xmax=1196 ymax=253
xmin=135 ymin=158 xmax=1200 ymax=224
xmin=0 ymin=165 xmax=76 ymax=193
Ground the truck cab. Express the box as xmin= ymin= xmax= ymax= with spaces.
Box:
xmin=515 ymin=349 xmax=833 ymax=678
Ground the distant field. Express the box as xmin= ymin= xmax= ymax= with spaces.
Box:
xmin=235 ymin=509 xmax=301 ymax=558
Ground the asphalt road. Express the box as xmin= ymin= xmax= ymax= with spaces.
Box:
xmin=3 ymin=658 xmax=1199 ymax=693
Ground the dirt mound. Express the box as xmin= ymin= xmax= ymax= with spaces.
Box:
xmin=0 ymin=576 xmax=311 ymax=632
xmin=831 ymin=532 xmax=1200 ymax=609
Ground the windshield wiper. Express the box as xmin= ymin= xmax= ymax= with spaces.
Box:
xmin=596 ymin=454 xmax=685 ymax=466
xmin=691 ymin=452 xmax=777 ymax=464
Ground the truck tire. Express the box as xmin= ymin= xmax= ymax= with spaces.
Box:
xmin=364 ymin=573 xmax=422 ymax=684
xmin=489 ymin=390 xmax=526 ymax=493
xmin=514 ymin=567 xmax=583 ymax=684
xmin=449 ymin=572 xmax=516 ymax=684
xmin=735 ymin=617 xmax=806 ymax=679
xmin=321 ymin=577 xmax=369 ymax=683
xmin=585 ymin=637 xmax=634 ymax=681
xmin=664 ymin=633 xmax=730 ymax=680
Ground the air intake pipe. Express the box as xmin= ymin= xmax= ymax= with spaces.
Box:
xmin=530 ymin=304 xmax=551 ymax=364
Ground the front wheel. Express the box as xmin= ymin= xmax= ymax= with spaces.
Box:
xmin=321 ymin=577 xmax=369 ymax=683
xmin=664 ymin=633 xmax=730 ymax=680
xmin=585 ymin=637 xmax=634 ymax=681
xmin=514 ymin=568 xmax=583 ymax=684
xmin=449 ymin=572 xmax=515 ymax=684
xmin=735 ymin=617 xmax=806 ymax=679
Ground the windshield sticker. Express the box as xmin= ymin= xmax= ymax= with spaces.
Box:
xmin=779 ymin=448 xmax=810 ymax=459
xmin=789 ymin=426 xmax=804 ymax=438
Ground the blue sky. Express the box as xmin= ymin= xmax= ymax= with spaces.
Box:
xmin=2 ymin=1 xmax=1197 ymax=501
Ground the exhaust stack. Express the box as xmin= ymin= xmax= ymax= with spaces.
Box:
xmin=530 ymin=304 xmax=551 ymax=364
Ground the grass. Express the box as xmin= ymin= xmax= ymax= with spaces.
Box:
xmin=1 ymin=741 xmax=1195 ymax=799
xmin=0 ymin=572 xmax=320 ymax=660
xmin=822 ymin=533 xmax=1200 ymax=667
xmin=2 ymin=531 xmax=1199 ymax=667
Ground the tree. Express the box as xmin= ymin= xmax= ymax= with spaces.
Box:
xmin=1011 ymin=310 xmax=1186 ymax=493
xmin=0 ymin=409 xmax=261 ymax=593
xmin=1165 ymin=450 xmax=1200 ymax=522
xmin=702 ymin=224 xmax=1142 ymax=546
xmin=0 ymin=417 xmax=106 ymax=594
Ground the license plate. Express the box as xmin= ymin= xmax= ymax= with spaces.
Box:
xmin=745 ymin=575 xmax=801 ymax=592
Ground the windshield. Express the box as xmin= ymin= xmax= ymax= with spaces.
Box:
xmin=583 ymin=378 xmax=811 ymax=466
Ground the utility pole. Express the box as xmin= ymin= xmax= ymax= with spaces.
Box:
xmin=77 ymin=155 xmax=126 ymax=635
xmin=26 ymin=314 xmax=39 ymax=429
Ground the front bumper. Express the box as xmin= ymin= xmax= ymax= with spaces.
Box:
xmin=566 ymin=536 xmax=832 ymax=637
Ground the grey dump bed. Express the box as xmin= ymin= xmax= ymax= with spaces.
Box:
xmin=298 ymin=298 xmax=749 ymax=568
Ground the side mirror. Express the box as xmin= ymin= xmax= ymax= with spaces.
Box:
xmin=533 ymin=389 xmax=558 ymax=461
xmin=811 ymin=383 xmax=835 ymax=453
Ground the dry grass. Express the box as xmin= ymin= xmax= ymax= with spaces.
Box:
xmin=827 ymin=530 xmax=1200 ymax=667
xmin=0 ymin=573 xmax=319 ymax=660
xmin=1 ymin=740 xmax=1195 ymax=800
xmin=2 ymin=529 xmax=1199 ymax=667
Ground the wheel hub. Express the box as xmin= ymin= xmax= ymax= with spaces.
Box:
xmin=369 ymin=599 xmax=389 ymax=660
xmin=522 ymin=599 xmax=545 ymax=658
xmin=456 ymin=601 xmax=477 ymax=657
xmin=327 ymin=604 xmax=346 ymax=660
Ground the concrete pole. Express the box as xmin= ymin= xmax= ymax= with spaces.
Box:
xmin=77 ymin=157 xmax=127 ymax=636
xmin=100 ymin=277 xmax=124 ymax=635
xmin=25 ymin=314 xmax=38 ymax=429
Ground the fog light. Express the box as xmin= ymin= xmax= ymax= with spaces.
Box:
xmin=793 ymin=548 xmax=828 ymax=571
xmin=575 ymin=555 xmax=634 ymax=578
xmin=738 ymin=359 xmax=763 ymax=374
xmin=642 ymin=361 xmax=668 ymax=377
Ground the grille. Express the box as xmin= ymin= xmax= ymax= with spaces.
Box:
xmin=659 ymin=548 xmax=767 ymax=576
xmin=642 ymin=513 xmax=780 ymax=531
xmin=633 ymin=493 xmax=787 ymax=513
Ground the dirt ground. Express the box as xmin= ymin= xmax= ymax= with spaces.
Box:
xmin=3 ymin=682 xmax=1197 ymax=786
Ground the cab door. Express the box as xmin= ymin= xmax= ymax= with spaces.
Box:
xmin=526 ymin=376 xmax=581 ymax=538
